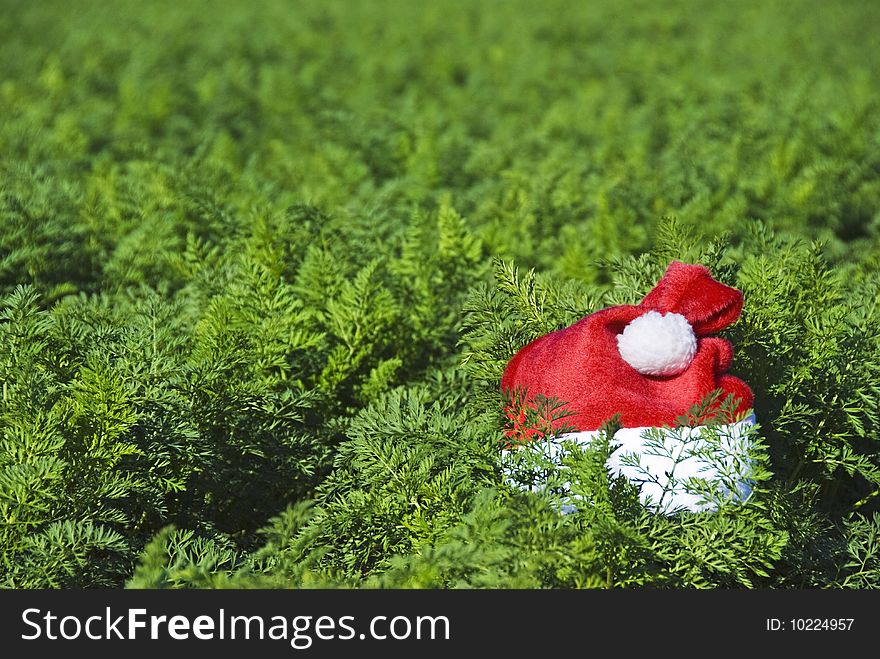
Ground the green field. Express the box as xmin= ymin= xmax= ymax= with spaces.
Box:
xmin=1 ymin=0 xmax=879 ymax=588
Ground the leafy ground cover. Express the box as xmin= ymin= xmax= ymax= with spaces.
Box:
xmin=1 ymin=0 xmax=879 ymax=588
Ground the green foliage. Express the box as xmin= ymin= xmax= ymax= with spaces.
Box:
xmin=1 ymin=0 xmax=879 ymax=589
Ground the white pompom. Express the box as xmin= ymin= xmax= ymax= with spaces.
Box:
xmin=617 ymin=311 xmax=696 ymax=376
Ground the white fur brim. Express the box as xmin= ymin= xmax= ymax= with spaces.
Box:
xmin=503 ymin=414 xmax=757 ymax=514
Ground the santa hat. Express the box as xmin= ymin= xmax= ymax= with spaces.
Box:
xmin=501 ymin=261 xmax=757 ymax=512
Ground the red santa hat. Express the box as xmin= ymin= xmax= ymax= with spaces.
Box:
xmin=500 ymin=262 xmax=757 ymax=512
xmin=501 ymin=260 xmax=753 ymax=436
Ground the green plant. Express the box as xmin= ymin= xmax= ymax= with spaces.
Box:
xmin=1 ymin=0 xmax=878 ymax=589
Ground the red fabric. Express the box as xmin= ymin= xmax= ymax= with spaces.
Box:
xmin=500 ymin=261 xmax=753 ymax=434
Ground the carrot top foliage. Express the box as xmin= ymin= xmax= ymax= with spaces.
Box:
xmin=1 ymin=0 xmax=879 ymax=588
